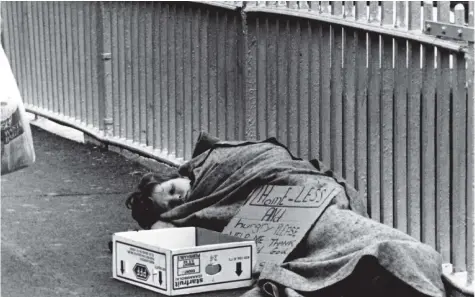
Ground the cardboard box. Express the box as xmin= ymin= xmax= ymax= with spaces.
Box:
xmin=112 ymin=227 xmax=257 ymax=295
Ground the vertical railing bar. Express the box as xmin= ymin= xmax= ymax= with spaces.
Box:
xmin=17 ymin=3 xmax=28 ymax=106
xmin=174 ymin=3 xmax=184 ymax=158
xmin=354 ymin=1 xmax=367 ymax=206
xmin=421 ymin=0 xmax=436 ymax=249
xmin=319 ymin=14 xmax=331 ymax=165
xmin=260 ymin=15 xmax=268 ymax=143
xmin=207 ymin=9 xmax=218 ymax=139
xmin=72 ymin=2 xmax=81 ymax=121
xmin=151 ymin=2 xmax=161 ymax=149
xmin=243 ymin=12 xmax=255 ymax=140
xmin=177 ymin=4 xmax=185 ymax=156
xmin=267 ymin=16 xmax=278 ymax=143
xmin=467 ymin=0 xmax=474 ymax=285
xmin=46 ymin=2 xmax=54 ymax=114
xmin=380 ymin=1 xmax=394 ymax=227
xmin=168 ymin=4 xmax=177 ymax=155
xmin=298 ymin=18 xmax=310 ymax=160
xmin=190 ymin=5 xmax=200 ymax=147
xmin=111 ymin=3 xmax=119 ymax=137
xmin=199 ymin=7 xmax=209 ymax=137
xmin=343 ymin=1 xmax=352 ymax=19
xmin=256 ymin=15 xmax=267 ymax=141
xmin=118 ymin=2 xmax=126 ymax=139
xmin=84 ymin=2 xmax=93 ymax=126
xmin=223 ymin=9 xmax=229 ymax=143
xmin=65 ymin=2 xmax=74 ymax=118
xmin=320 ymin=1 xmax=329 ymax=14
xmin=91 ymin=2 xmax=99 ymax=127
xmin=125 ymin=3 xmax=133 ymax=140
xmin=145 ymin=2 xmax=154 ymax=147
xmin=138 ymin=2 xmax=147 ymax=145
xmin=20 ymin=3 xmax=31 ymax=106
xmin=308 ymin=18 xmax=320 ymax=161
xmin=173 ymin=4 xmax=180 ymax=155
xmin=98 ymin=2 xmax=113 ymax=137
xmin=17 ymin=2 xmax=27 ymax=105
xmin=330 ymin=1 xmax=343 ymax=175
xmin=131 ymin=3 xmax=140 ymax=142
xmin=277 ymin=19 xmax=289 ymax=146
xmin=216 ymin=10 xmax=227 ymax=141
xmin=18 ymin=2 xmax=26 ymax=103
xmin=450 ymin=3 xmax=467 ymax=272
xmin=369 ymin=1 xmax=379 ymax=24
xmin=33 ymin=2 xmax=41 ymax=110
xmin=342 ymin=6 xmax=356 ymax=187
xmin=77 ymin=3 xmax=86 ymax=123
xmin=395 ymin=1 xmax=406 ymax=28
xmin=91 ymin=3 xmax=101 ymax=130
xmin=54 ymin=2 xmax=64 ymax=115
xmin=236 ymin=7 xmax=245 ymax=141
xmin=50 ymin=2 xmax=59 ymax=114
xmin=225 ymin=13 xmax=238 ymax=141
xmin=367 ymin=0 xmax=381 ymax=221
xmin=183 ymin=5 xmax=193 ymax=158
xmin=138 ymin=2 xmax=147 ymax=144
xmin=394 ymin=37 xmax=408 ymax=234
xmin=160 ymin=3 xmax=169 ymax=153
xmin=407 ymin=1 xmax=422 ymax=240
xmin=288 ymin=17 xmax=300 ymax=155
xmin=309 ymin=0 xmax=319 ymax=13
xmin=41 ymin=3 xmax=50 ymax=111
xmin=26 ymin=3 xmax=38 ymax=109
xmin=436 ymin=0 xmax=452 ymax=265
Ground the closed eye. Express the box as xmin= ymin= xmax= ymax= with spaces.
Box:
xmin=169 ymin=184 xmax=176 ymax=195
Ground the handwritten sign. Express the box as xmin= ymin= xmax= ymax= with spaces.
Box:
xmin=222 ymin=181 xmax=342 ymax=269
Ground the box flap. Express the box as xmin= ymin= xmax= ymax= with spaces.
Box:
xmin=115 ymin=227 xmax=196 ymax=250
xmin=195 ymin=228 xmax=249 ymax=246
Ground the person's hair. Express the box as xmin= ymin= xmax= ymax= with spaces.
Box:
xmin=125 ymin=170 xmax=181 ymax=229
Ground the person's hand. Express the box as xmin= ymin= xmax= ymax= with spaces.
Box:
xmin=150 ymin=220 xmax=176 ymax=230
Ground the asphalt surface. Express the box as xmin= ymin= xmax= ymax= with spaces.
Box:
xmin=1 ymin=126 xmax=248 ymax=297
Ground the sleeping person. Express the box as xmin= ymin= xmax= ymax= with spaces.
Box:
xmin=125 ymin=132 xmax=446 ymax=297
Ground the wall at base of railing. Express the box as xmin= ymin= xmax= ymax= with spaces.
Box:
xmin=1 ymin=1 xmax=473 ymax=280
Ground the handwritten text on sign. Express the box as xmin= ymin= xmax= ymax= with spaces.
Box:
xmin=223 ymin=182 xmax=342 ymax=268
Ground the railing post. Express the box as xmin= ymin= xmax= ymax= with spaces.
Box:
xmin=467 ymin=0 xmax=474 ymax=286
xmin=97 ymin=2 xmax=113 ymax=137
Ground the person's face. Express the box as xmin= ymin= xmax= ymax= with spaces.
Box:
xmin=150 ymin=177 xmax=191 ymax=211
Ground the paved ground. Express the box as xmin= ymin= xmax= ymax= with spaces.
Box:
xmin=1 ymin=126 xmax=248 ymax=297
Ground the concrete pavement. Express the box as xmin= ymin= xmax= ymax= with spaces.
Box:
xmin=1 ymin=126 xmax=248 ymax=297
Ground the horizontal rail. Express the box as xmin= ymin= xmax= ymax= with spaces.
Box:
xmin=244 ymin=5 xmax=468 ymax=52
xmin=188 ymin=1 xmax=242 ymax=10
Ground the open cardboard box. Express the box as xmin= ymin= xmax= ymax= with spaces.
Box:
xmin=112 ymin=227 xmax=257 ymax=296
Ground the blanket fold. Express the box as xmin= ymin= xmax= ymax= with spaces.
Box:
xmin=154 ymin=132 xmax=445 ymax=297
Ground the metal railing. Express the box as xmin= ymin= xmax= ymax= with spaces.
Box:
xmin=1 ymin=0 xmax=473 ymax=286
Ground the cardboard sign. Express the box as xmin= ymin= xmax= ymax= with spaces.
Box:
xmin=222 ymin=182 xmax=342 ymax=269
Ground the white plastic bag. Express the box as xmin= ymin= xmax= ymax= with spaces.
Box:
xmin=1 ymin=44 xmax=35 ymax=175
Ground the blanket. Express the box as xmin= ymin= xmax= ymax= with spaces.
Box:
xmin=154 ymin=132 xmax=445 ymax=297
